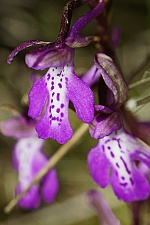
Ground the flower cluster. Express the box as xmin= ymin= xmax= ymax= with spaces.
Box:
xmin=4 ymin=0 xmax=150 ymax=210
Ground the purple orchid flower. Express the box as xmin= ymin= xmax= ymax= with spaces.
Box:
xmin=0 ymin=116 xmax=59 ymax=209
xmin=86 ymin=98 xmax=150 ymax=202
xmin=7 ymin=0 xmax=105 ymax=144
xmin=83 ymin=52 xmax=150 ymax=202
xmin=88 ymin=123 xmax=150 ymax=202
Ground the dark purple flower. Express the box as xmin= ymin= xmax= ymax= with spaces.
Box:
xmin=7 ymin=1 xmax=105 ymax=144
xmin=0 ymin=116 xmax=59 ymax=209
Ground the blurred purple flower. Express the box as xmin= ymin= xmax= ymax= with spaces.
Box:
xmin=86 ymin=189 xmax=121 ymax=225
xmin=0 ymin=116 xmax=59 ymax=209
xmin=7 ymin=1 xmax=105 ymax=144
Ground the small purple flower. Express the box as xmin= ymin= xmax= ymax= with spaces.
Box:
xmin=7 ymin=1 xmax=105 ymax=144
xmin=0 ymin=116 xmax=59 ymax=209
xmin=88 ymin=126 xmax=150 ymax=202
xmin=86 ymin=190 xmax=121 ymax=225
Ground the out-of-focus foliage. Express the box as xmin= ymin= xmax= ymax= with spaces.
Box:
xmin=0 ymin=0 xmax=150 ymax=224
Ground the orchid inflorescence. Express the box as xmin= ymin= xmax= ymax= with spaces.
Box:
xmin=1 ymin=0 xmax=150 ymax=221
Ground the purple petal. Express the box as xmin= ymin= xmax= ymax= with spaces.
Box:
xmin=16 ymin=184 xmax=41 ymax=210
xmin=42 ymin=169 xmax=59 ymax=203
xmin=14 ymin=137 xmax=45 ymax=209
xmin=100 ymin=128 xmax=150 ymax=202
xmin=7 ymin=40 xmax=48 ymax=64
xmin=0 ymin=116 xmax=35 ymax=139
xmin=94 ymin=53 xmax=128 ymax=107
xmin=65 ymin=35 xmax=93 ymax=48
xmin=89 ymin=105 xmax=122 ymax=139
xmin=36 ymin=111 xmax=73 ymax=144
xmin=81 ymin=65 xmax=101 ymax=87
xmin=68 ymin=70 xmax=94 ymax=123
xmin=69 ymin=0 xmax=105 ymax=37
xmin=110 ymin=167 xmax=150 ymax=202
xmin=25 ymin=46 xmax=74 ymax=70
xmin=28 ymin=76 xmax=47 ymax=118
xmin=35 ymin=66 xmax=73 ymax=144
xmin=88 ymin=144 xmax=110 ymax=188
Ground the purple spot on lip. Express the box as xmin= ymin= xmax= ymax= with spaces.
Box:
xmin=112 ymin=138 xmax=121 ymax=148
xmin=105 ymin=139 xmax=111 ymax=144
xmin=47 ymin=74 xmax=50 ymax=80
xmin=130 ymin=177 xmax=134 ymax=185
xmin=120 ymin=156 xmax=131 ymax=174
xmin=58 ymin=83 xmax=62 ymax=88
xmin=116 ymin=163 xmax=120 ymax=168
xmin=110 ymin=151 xmax=115 ymax=158
xmin=102 ymin=145 xmax=105 ymax=152
xmin=57 ymin=93 xmax=60 ymax=101
xmin=56 ymin=108 xmax=60 ymax=113
xmin=57 ymin=72 xmax=61 ymax=77
xmin=60 ymin=112 xmax=64 ymax=117
xmin=60 ymin=103 xmax=64 ymax=108
xmin=120 ymin=182 xmax=128 ymax=187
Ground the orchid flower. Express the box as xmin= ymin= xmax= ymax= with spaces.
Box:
xmin=0 ymin=115 xmax=59 ymax=209
xmin=85 ymin=53 xmax=150 ymax=202
xmin=88 ymin=123 xmax=150 ymax=202
xmin=7 ymin=0 xmax=105 ymax=144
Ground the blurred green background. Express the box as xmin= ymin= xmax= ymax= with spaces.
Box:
xmin=0 ymin=0 xmax=150 ymax=224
